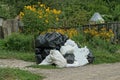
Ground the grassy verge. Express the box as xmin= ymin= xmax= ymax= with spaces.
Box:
xmin=0 ymin=68 xmax=44 ymax=80
xmin=0 ymin=50 xmax=35 ymax=62
xmin=0 ymin=46 xmax=120 ymax=65
xmin=27 ymin=65 xmax=60 ymax=69
xmin=92 ymin=48 xmax=120 ymax=64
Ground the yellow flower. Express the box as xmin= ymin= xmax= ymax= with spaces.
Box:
xmin=38 ymin=10 xmax=42 ymax=15
xmin=56 ymin=17 xmax=59 ymax=21
xmin=57 ymin=10 xmax=61 ymax=14
xmin=20 ymin=12 xmax=24 ymax=16
xmin=39 ymin=16 xmax=42 ymax=18
xmin=19 ymin=12 xmax=24 ymax=18
xmin=46 ymin=7 xmax=50 ymax=12
xmin=101 ymin=27 xmax=106 ymax=31
xmin=40 ymin=4 xmax=44 ymax=7
xmin=24 ymin=5 xmax=36 ymax=12
xmin=53 ymin=9 xmax=61 ymax=15
xmin=45 ymin=20 xmax=48 ymax=23
xmin=109 ymin=29 xmax=113 ymax=33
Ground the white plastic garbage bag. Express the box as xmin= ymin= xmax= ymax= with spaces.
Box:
xmin=50 ymin=50 xmax=67 ymax=68
xmin=74 ymin=46 xmax=89 ymax=66
xmin=39 ymin=50 xmax=67 ymax=68
xmin=64 ymin=39 xmax=78 ymax=47
xmin=40 ymin=40 xmax=91 ymax=67
xmin=39 ymin=54 xmax=52 ymax=65
xmin=60 ymin=45 xmax=74 ymax=55
xmin=61 ymin=39 xmax=90 ymax=67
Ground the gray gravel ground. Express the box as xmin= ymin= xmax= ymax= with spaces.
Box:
xmin=0 ymin=59 xmax=120 ymax=80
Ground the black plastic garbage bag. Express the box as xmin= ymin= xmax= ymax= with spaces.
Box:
xmin=35 ymin=32 xmax=69 ymax=50
xmin=35 ymin=54 xmax=42 ymax=64
xmin=35 ymin=32 xmax=68 ymax=64
xmin=87 ymin=51 xmax=95 ymax=63
xmin=35 ymin=48 xmax=50 ymax=64
xmin=64 ymin=53 xmax=75 ymax=64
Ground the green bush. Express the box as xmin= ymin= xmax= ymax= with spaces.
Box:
xmin=4 ymin=33 xmax=34 ymax=51
xmin=0 ymin=1 xmax=17 ymax=19
xmin=87 ymin=37 xmax=118 ymax=53
xmin=72 ymin=32 xmax=86 ymax=46
xmin=20 ymin=3 xmax=61 ymax=34
xmin=0 ymin=39 xmax=6 ymax=50
xmin=1 ymin=0 xmax=38 ymax=14
xmin=72 ymin=32 xmax=118 ymax=53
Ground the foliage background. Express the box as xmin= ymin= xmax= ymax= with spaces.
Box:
xmin=1 ymin=0 xmax=120 ymax=25
xmin=0 ymin=0 xmax=119 ymax=52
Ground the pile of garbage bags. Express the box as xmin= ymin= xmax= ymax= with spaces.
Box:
xmin=35 ymin=32 xmax=94 ymax=68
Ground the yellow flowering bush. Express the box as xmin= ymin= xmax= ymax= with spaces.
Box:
xmin=19 ymin=2 xmax=61 ymax=34
xmin=84 ymin=27 xmax=114 ymax=41
xmin=41 ymin=28 xmax=78 ymax=38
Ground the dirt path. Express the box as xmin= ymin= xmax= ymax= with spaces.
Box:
xmin=0 ymin=59 xmax=120 ymax=80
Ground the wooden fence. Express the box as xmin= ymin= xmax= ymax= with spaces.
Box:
xmin=0 ymin=19 xmax=20 ymax=39
xmin=0 ymin=19 xmax=120 ymax=43
xmin=82 ymin=22 xmax=120 ymax=43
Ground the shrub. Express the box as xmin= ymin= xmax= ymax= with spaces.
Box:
xmin=72 ymin=32 xmax=86 ymax=46
xmin=1 ymin=0 xmax=38 ymax=14
xmin=0 ymin=39 xmax=6 ymax=50
xmin=72 ymin=31 xmax=118 ymax=53
xmin=83 ymin=27 xmax=117 ymax=53
xmin=0 ymin=1 xmax=17 ymax=19
xmin=84 ymin=27 xmax=114 ymax=41
xmin=4 ymin=33 xmax=34 ymax=51
xmin=87 ymin=37 xmax=118 ymax=53
xmin=20 ymin=2 xmax=61 ymax=34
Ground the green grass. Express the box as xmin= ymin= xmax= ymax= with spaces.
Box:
xmin=0 ymin=68 xmax=44 ymax=80
xmin=0 ymin=45 xmax=120 ymax=65
xmin=92 ymin=48 xmax=120 ymax=64
xmin=28 ymin=65 xmax=60 ymax=69
xmin=0 ymin=50 xmax=35 ymax=62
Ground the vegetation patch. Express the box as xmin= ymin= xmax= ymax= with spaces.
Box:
xmin=92 ymin=48 xmax=120 ymax=64
xmin=0 ymin=50 xmax=35 ymax=62
xmin=28 ymin=65 xmax=60 ymax=69
xmin=0 ymin=68 xmax=44 ymax=80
